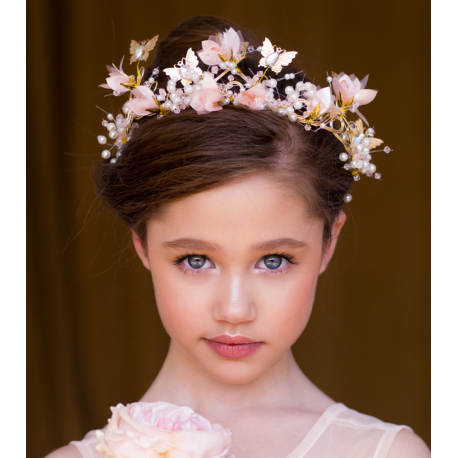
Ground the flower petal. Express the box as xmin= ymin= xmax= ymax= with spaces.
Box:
xmin=354 ymin=89 xmax=377 ymax=105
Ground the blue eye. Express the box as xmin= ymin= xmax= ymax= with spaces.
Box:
xmin=181 ymin=255 xmax=213 ymax=271
xmin=258 ymin=254 xmax=289 ymax=271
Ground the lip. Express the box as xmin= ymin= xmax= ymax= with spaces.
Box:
xmin=204 ymin=334 xmax=264 ymax=359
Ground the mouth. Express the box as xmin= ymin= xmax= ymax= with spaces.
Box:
xmin=203 ymin=334 xmax=264 ymax=359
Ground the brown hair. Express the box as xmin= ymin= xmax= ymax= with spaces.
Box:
xmin=94 ymin=16 xmax=353 ymax=248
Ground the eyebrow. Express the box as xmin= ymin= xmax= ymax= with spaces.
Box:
xmin=162 ymin=237 xmax=307 ymax=252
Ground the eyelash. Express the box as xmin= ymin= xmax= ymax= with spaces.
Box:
xmin=172 ymin=251 xmax=298 ymax=276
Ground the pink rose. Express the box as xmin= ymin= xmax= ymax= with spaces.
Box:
xmin=123 ymin=86 xmax=159 ymax=117
xmin=100 ymin=57 xmax=131 ymax=96
xmin=237 ymin=86 xmax=269 ymax=110
xmin=190 ymin=73 xmax=224 ymax=114
xmin=332 ymin=73 xmax=377 ymax=106
xmin=95 ymin=402 xmax=233 ymax=458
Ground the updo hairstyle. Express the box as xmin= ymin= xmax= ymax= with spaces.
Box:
xmin=94 ymin=16 xmax=353 ymax=249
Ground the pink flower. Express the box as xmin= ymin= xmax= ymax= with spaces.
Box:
xmin=198 ymin=28 xmax=244 ymax=66
xmin=95 ymin=402 xmax=233 ymax=458
xmin=332 ymin=73 xmax=377 ymax=106
xmin=123 ymin=86 xmax=158 ymax=116
xmin=100 ymin=57 xmax=131 ymax=96
xmin=308 ymin=87 xmax=342 ymax=117
xmin=237 ymin=86 xmax=269 ymax=110
xmin=190 ymin=73 xmax=224 ymax=114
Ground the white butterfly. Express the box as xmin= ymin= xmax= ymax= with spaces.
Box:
xmin=164 ymin=48 xmax=202 ymax=85
xmin=258 ymin=38 xmax=297 ymax=75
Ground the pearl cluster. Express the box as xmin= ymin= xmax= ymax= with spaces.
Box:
xmin=98 ymin=33 xmax=390 ymax=203
xmin=97 ymin=107 xmax=131 ymax=163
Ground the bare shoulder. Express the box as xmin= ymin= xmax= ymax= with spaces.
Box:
xmin=387 ymin=429 xmax=430 ymax=458
xmin=44 ymin=444 xmax=83 ymax=458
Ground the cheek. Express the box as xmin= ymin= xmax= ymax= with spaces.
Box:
xmin=149 ymin=264 xmax=210 ymax=341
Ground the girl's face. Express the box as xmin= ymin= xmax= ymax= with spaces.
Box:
xmin=134 ymin=174 xmax=344 ymax=384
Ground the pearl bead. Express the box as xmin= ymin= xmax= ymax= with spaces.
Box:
xmin=108 ymin=130 xmax=117 ymax=139
xmin=231 ymin=69 xmax=237 ymax=74
xmin=369 ymin=164 xmax=376 ymax=174
xmin=116 ymin=151 xmax=122 ymax=158
xmin=110 ymin=158 xmax=117 ymax=164
xmin=168 ymin=86 xmax=176 ymax=93
xmin=350 ymin=160 xmax=357 ymax=168
xmin=107 ymin=114 xmax=114 ymax=121
xmin=117 ymin=127 xmax=126 ymax=134
xmin=304 ymin=82 xmax=313 ymax=91
xmin=362 ymin=147 xmax=370 ymax=155
xmin=183 ymin=96 xmax=191 ymax=105
xmin=148 ymin=77 xmax=154 ymax=83
xmin=171 ymin=94 xmax=181 ymax=103
xmin=171 ymin=104 xmax=178 ymax=111
xmin=293 ymin=101 xmax=303 ymax=110
xmin=97 ymin=135 xmax=107 ymax=144
xmin=228 ymin=62 xmax=236 ymax=69
xmin=307 ymin=89 xmax=316 ymax=96
xmin=157 ymin=95 xmax=165 ymax=102
xmin=278 ymin=108 xmax=286 ymax=116
xmin=193 ymin=84 xmax=202 ymax=92
xmin=288 ymin=113 xmax=297 ymax=121
xmin=366 ymin=128 xmax=375 ymax=137
xmin=192 ymin=73 xmax=201 ymax=82
xmin=285 ymin=74 xmax=290 ymax=80
xmin=184 ymin=85 xmax=194 ymax=94
xmin=296 ymin=82 xmax=305 ymax=91
xmin=384 ymin=146 xmax=392 ymax=153
xmin=171 ymin=76 xmax=179 ymax=82
xmin=285 ymin=86 xmax=294 ymax=94
xmin=362 ymin=138 xmax=371 ymax=147
xmin=101 ymin=150 xmax=111 ymax=159
xmin=106 ymin=122 xmax=116 ymax=131
xmin=286 ymin=106 xmax=294 ymax=114
xmin=224 ymin=98 xmax=230 ymax=105
xmin=356 ymin=160 xmax=363 ymax=169
xmin=267 ymin=79 xmax=277 ymax=88
xmin=219 ymin=62 xmax=227 ymax=69
xmin=343 ymin=194 xmax=352 ymax=203
xmin=122 ymin=106 xmax=130 ymax=114
xmin=356 ymin=143 xmax=364 ymax=152
xmin=163 ymin=101 xmax=172 ymax=110
xmin=227 ymin=90 xmax=233 ymax=96
xmin=362 ymin=161 xmax=369 ymax=169
xmin=339 ymin=153 xmax=349 ymax=162
xmin=326 ymin=76 xmax=333 ymax=83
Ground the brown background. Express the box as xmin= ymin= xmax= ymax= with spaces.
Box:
xmin=27 ymin=1 xmax=431 ymax=457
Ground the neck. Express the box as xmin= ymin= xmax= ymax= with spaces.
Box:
xmin=140 ymin=339 xmax=327 ymax=418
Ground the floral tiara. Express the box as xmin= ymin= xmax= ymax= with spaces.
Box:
xmin=97 ymin=28 xmax=392 ymax=203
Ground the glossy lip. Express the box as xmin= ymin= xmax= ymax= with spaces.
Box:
xmin=204 ymin=334 xmax=264 ymax=359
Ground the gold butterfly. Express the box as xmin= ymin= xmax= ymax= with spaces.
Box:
xmin=164 ymin=48 xmax=202 ymax=85
xmin=258 ymin=38 xmax=297 ymax=74
xmin=129 ymin=36 xmax=159 ymax=64
xmin=351 ymin=119 xmax=384 ymax=149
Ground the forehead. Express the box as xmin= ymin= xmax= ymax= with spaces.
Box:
xmin=147 ymin=174 xmax=322 ymax=246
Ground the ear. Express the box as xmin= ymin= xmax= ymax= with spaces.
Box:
xmin=320 ymin=211 xmax=347 ymax=274
xmin=132 ymin=229 xmax=151 ymax=271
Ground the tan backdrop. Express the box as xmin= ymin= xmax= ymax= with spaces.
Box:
xmin=27 ymin=1 xmax=431 ymax=457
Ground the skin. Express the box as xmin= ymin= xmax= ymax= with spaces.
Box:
xmin=46 ymin=174 xmax=430 ymax=458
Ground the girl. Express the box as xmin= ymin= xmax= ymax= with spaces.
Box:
xmin=46 ymin=15 xmax=430 ymax=458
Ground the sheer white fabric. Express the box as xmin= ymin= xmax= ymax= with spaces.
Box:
xmin=70 ymin=403 xmax=412 ymax=458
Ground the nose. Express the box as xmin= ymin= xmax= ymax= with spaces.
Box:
xmin=212 ymin=273 xmax=257 ymax=324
